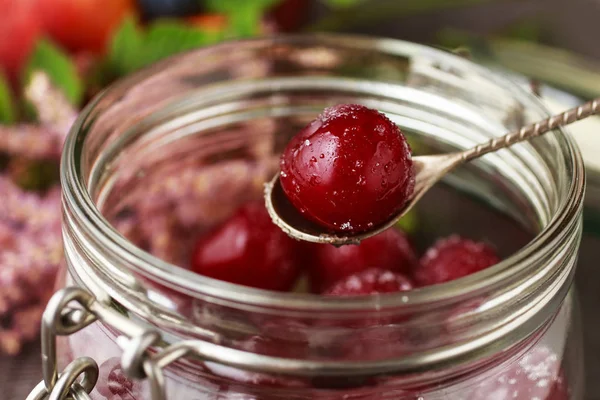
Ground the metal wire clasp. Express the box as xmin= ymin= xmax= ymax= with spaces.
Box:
xmin=26 ymin=288 xmax=98 ymax=400
xmin=26 ymin=287 xmax=170 ymax=400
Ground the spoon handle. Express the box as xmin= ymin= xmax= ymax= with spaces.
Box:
xmin=461 ymin=98 xmax=600 ymax=162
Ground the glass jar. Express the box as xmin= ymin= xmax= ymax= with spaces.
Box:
xmin=47 ymin=35 xmax=585 ymax=400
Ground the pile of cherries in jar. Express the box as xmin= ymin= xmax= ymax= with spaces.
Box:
xmin=190 ymin=104 xmax=500 ymax=295
xmin=190 ymin=198 xmax=499 ymax=295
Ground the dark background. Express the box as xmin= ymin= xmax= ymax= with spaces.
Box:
xmin=311 ymin=0 xmax=600 ymax=61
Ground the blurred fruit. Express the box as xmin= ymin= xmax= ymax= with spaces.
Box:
xmin=38 ymin=0 xmax=135 ymax=54
xmin=0 ymin=0 xmax=42 ymax=81
xmin=186 ymin=13 xmax=228 ymax=32
xmin=269 ymin=0 xmax=310 ymax=32
xmin=137 ymin=0 xmax=204 ymax=20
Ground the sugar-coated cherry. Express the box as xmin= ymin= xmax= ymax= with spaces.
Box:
xmin=191 ymin=201 xmax=303 ymax=291
xmin=280 ymin=104 xmax=414 ymax=233
xmin=324 ymin=268 xmax=413 ymax=296
xmin=468 ymin=347 xmax=565 ymax=400
xmin=413 ymin=235 xmax=499 ymax=286
xmin=307 ymin=228 xmax=417 ymax=293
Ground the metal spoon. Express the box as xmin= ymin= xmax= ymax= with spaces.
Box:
xmin=265 ymin=98 xmax=600 ymax=246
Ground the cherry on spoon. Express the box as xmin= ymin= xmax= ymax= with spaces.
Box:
xmin=265 ymin=98 xmax=599 ymax=246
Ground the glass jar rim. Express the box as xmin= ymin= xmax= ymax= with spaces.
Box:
xmin=61 ymin=33 xmax=585 ymax=311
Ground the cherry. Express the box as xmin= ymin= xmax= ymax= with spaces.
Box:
xmin=324 ymin=268 xmax=413 ymax=296
xmin=307 ymin=228 xmax=417 ymax=293
xmin=468 ymin=347 xmax=565 ymax=400
xmin=413 ymin=235 xmax=499 ymax=287
xmin=191 ymin=201 xmax=303 ymax=291
xmin=280 ymin=104 xmax=414 ymax=234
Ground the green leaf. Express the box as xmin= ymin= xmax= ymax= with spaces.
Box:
xmin=24 ymin=39 xmax=83 ymax=106
xmin=139 ymin=21 xmax=221 ymax=67
xmin=10 ymin=158 xmax=60 ymax=191
xmin=501 ymin=20 xmax=543 ymax=43
xmin=395 ymin=208 xmax=419 ymax=234
xmin=206 ymin=0 xmax=280 ymax=13
xmin=206 ymin=0 xmax=280 ymax=37
xmin=0 ymin=71 xmax=17 ymax=124
xmin=108 ymin=17 xmax=144 ymax=77
xmin=106 ymin=18 xmax=225 ymax=77
xmin=227 ymin=6 xmax=263 ymax=37
xmin=322 ymin=0 xmax=362 ymax=8
xmin=309 ymin=0 xmax=494 ymax=32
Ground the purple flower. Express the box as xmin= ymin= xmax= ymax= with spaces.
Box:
xmin=0 ymin=72 xmax=74 ymax=355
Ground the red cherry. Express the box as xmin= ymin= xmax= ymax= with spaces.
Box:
xmin=191 ymin=201 xmax=303 ymax=291
xmin=307 ymin=228 xmax=417 ymax=293
xmin=37 ymin=0 xmax=135 ymax=54
xmin=413 ymin=235 xmax=499 ymax=287
xmin=280 ymin=104 xmax=414 ymax=234
xmin=324 ymin=268 xmax=413 ymax=296
xmin=0 ymin=0 xmax=42 ymax=81
xmin=468 ymin=347 xmax=565 ymax=400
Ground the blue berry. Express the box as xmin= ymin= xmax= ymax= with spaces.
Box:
xmin=136 ymin=0 xmax=204 ymax=19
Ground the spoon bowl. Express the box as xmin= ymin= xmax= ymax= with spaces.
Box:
xmin=265 ymin=99 xmax=600 ymax=246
